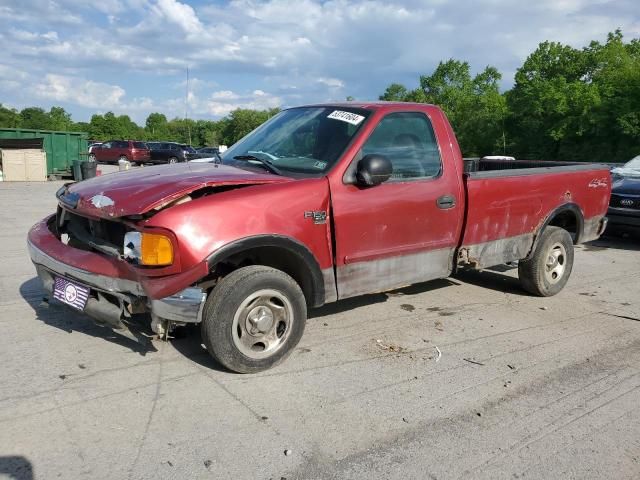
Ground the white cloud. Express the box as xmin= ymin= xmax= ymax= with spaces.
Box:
xmin=210 ymin=90 xmax=240 ymax=100
xmin=32 ymin=74 xmax=126 ymax=108
xmin=150 ymin=0 xmax=203 ymax=33
xmin=204 ymin=89 xmax=282 ymax=116
xmin=0 ymin=0 xmax=638 ymax=122
xmin=317 ymin=77 xmax=345 ymax=89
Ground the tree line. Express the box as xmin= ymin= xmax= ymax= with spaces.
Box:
xmin=0 ymin=103 xmax=280 ymax=148
xmin=1 ymin=31 xmax=638 ymax=161
xmin=380 ymin=30 xmax=639 ymax=162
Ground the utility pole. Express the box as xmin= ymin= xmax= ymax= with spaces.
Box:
xmin=185 ymin=67 xmax=192 ymax=145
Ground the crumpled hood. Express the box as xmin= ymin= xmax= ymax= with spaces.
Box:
xmin=62 ymin=163 xmax=290 ymax=219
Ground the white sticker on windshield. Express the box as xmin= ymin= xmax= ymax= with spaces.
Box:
xmin=327 ymin=110 xmax=365 ymax=126
xmin=313 ymin=161 xmax=327 ymax=169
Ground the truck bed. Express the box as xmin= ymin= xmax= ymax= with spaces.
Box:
xmin=463 ymin=157 xmax=604 ymax=175
xmin=458 ymin=158 xmax=611 ymax=269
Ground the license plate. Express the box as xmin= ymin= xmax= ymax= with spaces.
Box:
xmin=53 ymin=277 xmax=90 ymax=310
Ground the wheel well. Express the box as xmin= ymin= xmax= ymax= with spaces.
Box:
xmin=525 ymin=205 xmax=584 ymax=260
xmin=209 ymin=245 xmax=320 ymax=307
xmin=548 ymin=210 xmax=579 ymax=242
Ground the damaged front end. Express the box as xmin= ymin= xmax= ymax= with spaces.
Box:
xmin=28 ymin=206 xmax=207 ymax=344
xmin=29 ymin=163 xmax=292 ymax=342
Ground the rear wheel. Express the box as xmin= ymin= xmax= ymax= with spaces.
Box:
xmin=518 ymin=226 xmax=574 ymax=296
xmin=168 ymin=156 xmax=178 ymax=164
xmin=201 ymin=266 xmax=307 ymax=373
xmin=118 ymin=155 xmax=128 ymax=162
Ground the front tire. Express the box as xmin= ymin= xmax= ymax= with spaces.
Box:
xmin=168 ymin=156 xmax=178 ymax=164
xmin=518 ymin=226 xmax=574 ymax=296
xmin=201 ymin=266 xmax=307 ymax=373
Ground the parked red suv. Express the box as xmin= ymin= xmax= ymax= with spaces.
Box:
xmin=90 ymin=140 xmax=150 ymax=163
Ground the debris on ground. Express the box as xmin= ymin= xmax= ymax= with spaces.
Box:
xmin=402 ymin=417 xmax=409 ymax=423
xmin=375 ymin=339 xmax=407 ymax=353
xmin=434 ymin=320 xmax=444 ymax=331
xmin=540 ymin=306 xmax=548 ymax=311
xmin=58 ymin=374 xmax=67 ymax=380
xmin=78 ymin=363 xmax=86 ymax=369
xmin=507 ymin=364 xmax=516 ymax=370
xmin=463 ymin=358 xmax=485 ymax=366
xmin=284 ymin=449 xmax=292 ymax=456
xmin=400 ymin=304 xmax=415 ymax=312
xmin=204 ymin=460 xmax=212 ymax=469
xmin=435 ymin=346 xmax=442 ymax=362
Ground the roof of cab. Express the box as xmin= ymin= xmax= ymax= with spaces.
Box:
xmin=289 ymin=101 xmax=438 ymax=111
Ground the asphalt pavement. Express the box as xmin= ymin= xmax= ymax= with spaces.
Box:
xmin=1 ymin=173 xmax=639 ymax=480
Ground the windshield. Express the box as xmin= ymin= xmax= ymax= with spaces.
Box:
xmin=625 ymin=155 xmax=640 ymax=170
xmin=613 ymin=155 xmax=640 ymax=178
xmin=220 ymin=106 xmax=371 ymax=176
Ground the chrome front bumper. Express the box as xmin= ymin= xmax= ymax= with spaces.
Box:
xmin=28 ymin=240 xmax=206 ymax=324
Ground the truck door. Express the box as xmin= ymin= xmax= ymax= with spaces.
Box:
xmin=330 ymin=111 xmax=464 ymax=299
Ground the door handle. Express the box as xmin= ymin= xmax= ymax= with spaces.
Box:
xmin=436 ymin=195 xmax=456 ymax=209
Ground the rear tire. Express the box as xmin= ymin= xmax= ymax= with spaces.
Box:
xmin=518 ymin=226 xmax=574 ymax=296
xmin=168 ymin=157 xmax=178 ymax=164
xmin=201 ymin=266 xmax=307 ymax=373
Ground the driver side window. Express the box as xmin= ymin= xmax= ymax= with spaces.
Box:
xmin=361 ymin=112 xmax=442 ymax=180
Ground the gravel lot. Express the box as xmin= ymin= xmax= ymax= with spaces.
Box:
xmin=1 ymin=172 xmax=639 ymax=480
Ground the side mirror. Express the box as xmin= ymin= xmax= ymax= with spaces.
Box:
xmin=356 ymin=154 xmax=392 ymax=187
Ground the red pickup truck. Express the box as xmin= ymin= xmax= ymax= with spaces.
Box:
xmin=28 ymin=103 xmax=611 ymax=373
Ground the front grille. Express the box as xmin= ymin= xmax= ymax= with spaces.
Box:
xmin=57 ymin=207 xmax=126 ymax=256
xmin=610 ymin=194 xmax=640 ymax=210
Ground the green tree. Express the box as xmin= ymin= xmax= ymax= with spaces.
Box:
xmin=0 ymin=103 xmax=20 ymax=128
xmin=379 ymin=83 xmax=409 ymax=101
xmin=219 ymin=108 xmax=280 ymax=145
xmin=145 ymin=112 xmax=169 ymax=140
xmin=19 ymin=107 xmax=51 ymax=129
xmin=507 ymin=41 xmax=600 ymax=160
xmin=583 ymin=31 xmax=640 ymax=161
xmin=48 ymin=106 xmax=72 ymax=131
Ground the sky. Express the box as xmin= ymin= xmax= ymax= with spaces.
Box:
xmin=0 ymin=0 xmax=638 ymax=124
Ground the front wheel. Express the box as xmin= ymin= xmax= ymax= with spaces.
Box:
xmin=201 ymin=266 xmax=307 ymax=373
xmin=518 ymin=226 xmax=574 ymax=296
xmin=168 ymin=156 xmax=178 ymax=164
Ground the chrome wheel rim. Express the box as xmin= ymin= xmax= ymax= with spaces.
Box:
xmin=544 ymin=242 xmax=566 ymax=284
xmin=168 ymin=158 xmax=177 ymax=164
xmin=232 ymin=289 xmax=293 ymax=359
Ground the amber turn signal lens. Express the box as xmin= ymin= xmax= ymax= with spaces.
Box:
xmin=140 ymin=233 xmax=173 ymax=266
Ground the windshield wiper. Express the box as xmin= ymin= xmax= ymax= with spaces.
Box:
xmin=233 ymin=155 xmax=283 ymax=176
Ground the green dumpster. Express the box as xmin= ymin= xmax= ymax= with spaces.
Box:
xmin=0 ymin=128 xmax=89 ymax=177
